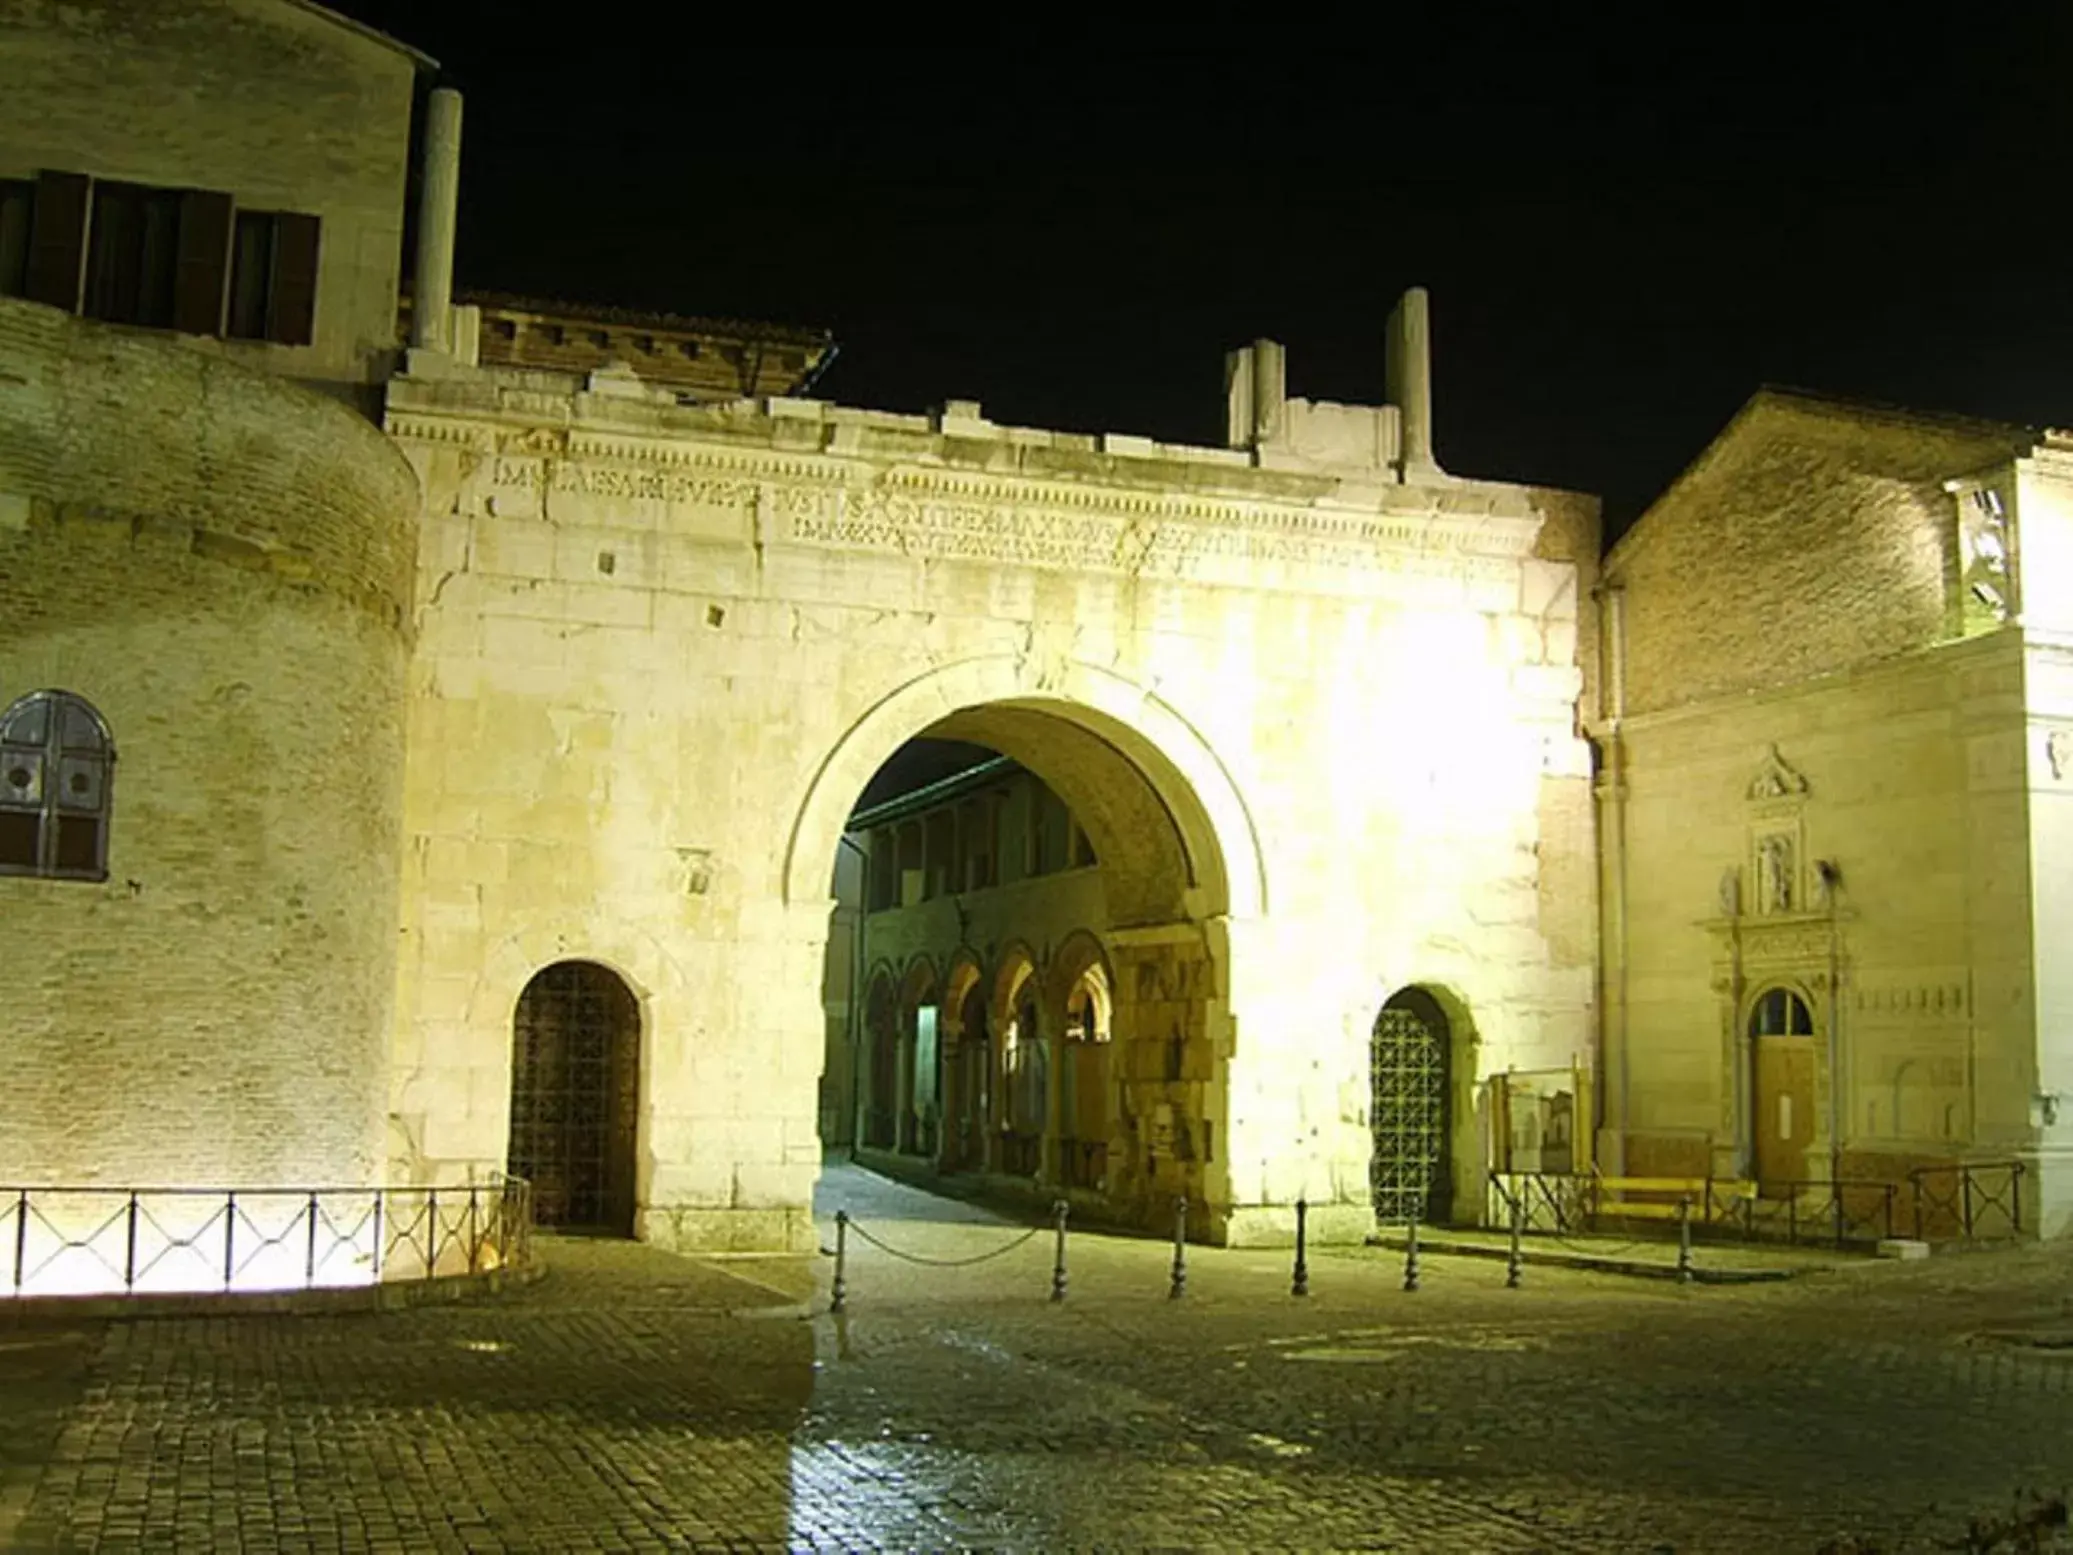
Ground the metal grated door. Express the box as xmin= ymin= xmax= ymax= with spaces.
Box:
xmin=1370 ymin=1003 xmax=1448 ymax=1225
xmin=508 ymin=962 xmax=639 ymax=1233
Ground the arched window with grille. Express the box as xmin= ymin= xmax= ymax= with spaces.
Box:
xmin=0 ymin=690 xmax=115 ymax=880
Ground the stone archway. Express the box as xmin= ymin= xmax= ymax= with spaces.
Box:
xmin=508 ymin=961 xmax=641 ymax=1234
xmin=939 ymin=955 xmax=986 ymax=1171
xmin=785 ymin=657 xmax=1264 ymax=1235
xmin=1051 ymin=931 xmax=1115 ymax=1192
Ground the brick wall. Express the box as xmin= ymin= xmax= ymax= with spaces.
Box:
xmin=0 ymin=296 xmax=419 ymax=1188
xmin=1608 ymin=391 xmax=2030 ymax=717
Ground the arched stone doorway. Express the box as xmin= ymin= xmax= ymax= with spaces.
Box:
xmin=996 ymin=953 xmax=1045 ymax=1177
xmin=896 ymin=958 xmax=940 ymax=1156
xmin=507 ymin=961 xmax=641 ymax=1234
xmin=1054 ymin=934 xmax=1114 ymax=1191
xmin=940 ymin=957 xmax=986 ymax=1171
xmin=1749 ymin=985 xmax=1817 ymax=1192
xmin=1370 ymin=987 xmax=1452 ymax=1226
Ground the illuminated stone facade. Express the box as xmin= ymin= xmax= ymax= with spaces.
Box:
xmin=1596 ymin=390 xmax=2073 ymax=1234
xmin=21 ymin=0 xmax=2071 ymax=1257
xmin=381 ymin=344 xmax=1601 ymax=1249
xmin=0 ymin=0 xmax=424 ymax=1190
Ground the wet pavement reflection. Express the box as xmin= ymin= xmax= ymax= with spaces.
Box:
xmin=2 ymin=1162 xmax=2072 ymax=1550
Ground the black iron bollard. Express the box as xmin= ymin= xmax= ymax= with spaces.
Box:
xmin=1676 ymin=1195 xmax=1694 ymax=1285
xmin=1403 ymin=1215 xmax=1421 ymax=1293
xmin=1506 ymin=1194 xmax=1524 ymax=1290
xmin=1051 ymin=1199 xmax=1070 ymax=1303
xmin=1168 ymin=1195 xmax=1188 ymax=1299
xmin=1291 ymin=1197 xmax=1310 ymax=1298
xmin=831 ymin=1208 xmax=849 ymax=1314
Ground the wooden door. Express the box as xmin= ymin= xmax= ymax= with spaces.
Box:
xmin=1754 ymin=1035 xmax=1816 ymax=1191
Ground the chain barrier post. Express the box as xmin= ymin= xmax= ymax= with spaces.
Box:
xmin=13 ymin=1189 xmax=28 ymax=1295
xmin=1506 ymin=1192 xmax=1524 ymax=1290
xmin=1676 ymin=1194 xmax=1694 ymax=1284
xmin=1168 ymin=1195 xmax=1188 ymax=1300
xmin=1403 ymin=1214 xmax=1421 ymax=1293
xmin=1050 ymin=1199 xmax=1069 ymax=1303
xmin=1291 ymin=1197 xmax=1309 ymax=1298
xmin=830 ymin=1209 xmax=849 ymax=1314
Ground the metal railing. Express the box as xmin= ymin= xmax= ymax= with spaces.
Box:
xmin=1491 ymin=1160 xmax=2028 ymax=1251
xmin=999 ymin=1132 xmax=1042 ymax=1178
xmin=1487 ymin=1170 xmax=1592 ymax=1235
xmin=1736 ymin=1179 xmax=1899 ymax=1247
xmin=0 ymin=1177 xmax=532 ymax=1300
xmin=1910 ymin=1160 xmax=2024 ymax=1242
xmin=1058 ymin=1138 xmax=1107 ymax=1190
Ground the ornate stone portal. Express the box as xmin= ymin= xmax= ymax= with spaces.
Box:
xmin=1705 ymin=744 xmax=1844 ymax=1181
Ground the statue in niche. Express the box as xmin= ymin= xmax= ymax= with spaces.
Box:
xmin=1757 ymin=834 xmax=1794 ymax=914
xmin=1718 ymin=866 xmax=1742 ymax=918
xmin=2049 ymin=729 xmax=2071 ymax=782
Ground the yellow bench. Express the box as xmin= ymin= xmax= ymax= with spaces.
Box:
xmin=1594 ymin=1175 xmax=1755 ymax=1222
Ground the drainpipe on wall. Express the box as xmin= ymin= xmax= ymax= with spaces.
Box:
xmin=1601 ymin=583 xmax=1631 ymax=1173
xmin=1827 ymin=866 xmax=1843 ymax=1185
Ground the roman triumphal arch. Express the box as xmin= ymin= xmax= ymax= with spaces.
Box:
xmin=380 ymin=321 xmax=1600 ymax=1250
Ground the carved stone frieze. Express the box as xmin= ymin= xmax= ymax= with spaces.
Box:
xmin=1705 ymin=911 xmax=1840 ymax=972
xmin=386 ymin=399 xmax=1556 ymax=598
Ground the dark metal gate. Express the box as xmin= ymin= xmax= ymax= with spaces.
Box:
xmin=1370 ymin=995 xmax=1450 ymax=1224
xmin=508 ymin=961 xmax=640 ymax=1234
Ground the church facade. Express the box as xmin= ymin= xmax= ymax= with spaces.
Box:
xmin=3 ymin=0 xmax=2067 ymax=1261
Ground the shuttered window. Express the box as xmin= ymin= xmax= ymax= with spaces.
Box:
xmin=0 ymin=179 xmax=32 ymax=297
xmin=24 ymin=170 xmax=89 ymax=310
xmin=173 ymin=190 xmax=234 ymax=335
xmin=84 ymin=181 xmax=184 ymax=328
xmin=1 ymin=169 xmax=313 ymax=345
xmin=227 ymin=208 xmax=319 ymax=345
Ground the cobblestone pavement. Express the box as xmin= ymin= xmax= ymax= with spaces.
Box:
xmin=3 ymin=1165 xmax=2073 ymax=1552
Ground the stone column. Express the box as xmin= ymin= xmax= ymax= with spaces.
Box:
xmin=1250 ymin=339 xmax=1286 ymax=445
xmin=1042 ymin=1004 xmax=1065 ymax=1184
xmin=411 ymin=88 xmax=464 ymax=352
xmin=1386 ymin=287 xmax=1436 ymax=474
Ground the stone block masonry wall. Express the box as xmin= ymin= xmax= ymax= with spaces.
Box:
xmin=387 ymin=369 xmax=1598 ymax=1248
xmin=0 ymin=297 xmax=419 ymax=1187
xmin=0 ymin=0 xmax=421 ymax=386
xmin=1610 ymin=634 xmax=2034 ymax=1186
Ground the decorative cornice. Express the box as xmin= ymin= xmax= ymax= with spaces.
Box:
xmin=384 ymin=392 xmax=1564 ymax=598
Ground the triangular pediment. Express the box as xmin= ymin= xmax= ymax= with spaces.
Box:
xmin=1747 ymin=743 xmax=1808 ymax=802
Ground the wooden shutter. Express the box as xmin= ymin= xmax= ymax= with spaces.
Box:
xmin=24 ymin=170 xmax=89 ymax=311
xmin=172 ymin=189 xmax=232 ymax=336
xmin=268 ymin=210 xmax=319 ymax=346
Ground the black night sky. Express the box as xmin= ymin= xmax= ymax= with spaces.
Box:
xmin=331 ymin=8 xmax=2073 ymax=543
